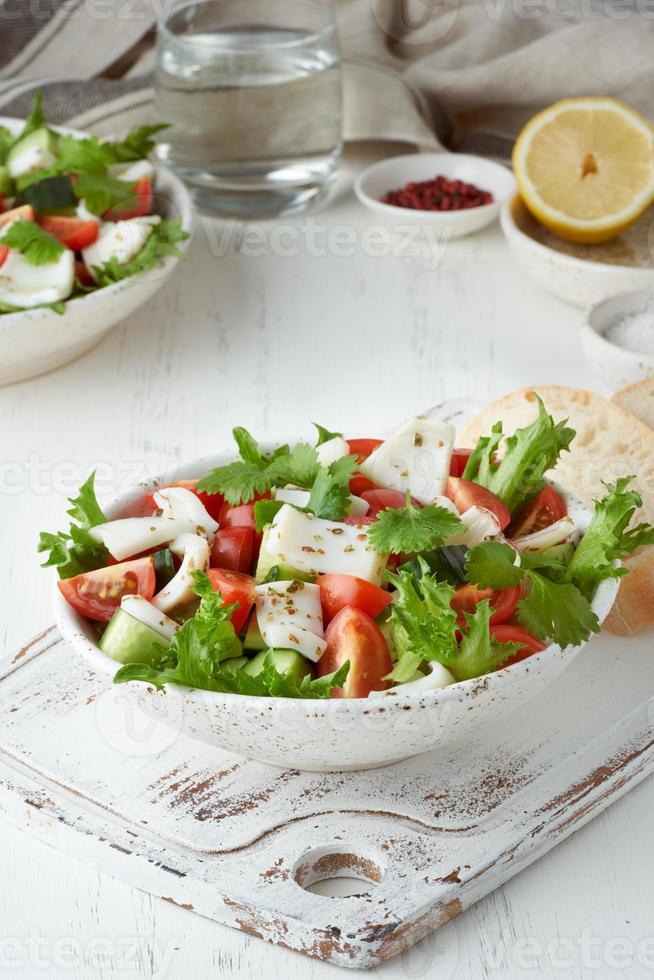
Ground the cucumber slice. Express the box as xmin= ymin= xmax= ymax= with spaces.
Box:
xmin=100 ymin=607 xmax=170 ymax=666
xmin=220 ymin=656 xmax=249 ymax=675
xmin=7 ymin=127 xmax=57 ymax=178
xmin=16 ymin=175 xmax=76 ymax=215
xmin=244 ymin=649 xmax=313 ymax=682
xmin=0 ymin=166 xmax=11 ymax=197
xmin=244 ymin=614 xmax=266 ymax=651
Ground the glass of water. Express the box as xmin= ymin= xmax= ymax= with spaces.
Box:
xmin=155 ymin=0 xmax=342 ymax=218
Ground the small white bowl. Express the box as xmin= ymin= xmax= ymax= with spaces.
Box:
xmin=501 ymin=195 xmax=654 ymax=307
xmin=53 ymin=447 xmax=618 ymax=772
xmin=0 ymin=118 xmax=193 ymax=386
xmin=582 ymin=288 xmax=654 ymax=389
xmin=354 ymin=153 xmax=515 ymax=239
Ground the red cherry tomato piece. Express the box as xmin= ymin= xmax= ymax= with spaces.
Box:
xmin=451 ymin=583 xmax=521 ymax=627
xmin=509 ymin=486 xmax=567 ymax=538
xmin=317 ymin=574 xmax=392 ymax=625
xmin=105 ymin=176 xmax=153 ymax=221
xmin=446 ymin=476 xmax=510 ymax=531
xmin=39 ymin=215 xmax=99 ymax=251
xmin=361 ymin=488 xmax=421 ymax=519
xmin=206 ymin=568 xmax=255 ymax=634
xmin=58 ymin=557 xmax=155 ymax=622
xmin=341 ymin=515 xmax=376 ymax=526
xmin=317 ymin=606 xmax=393 ymax=698
xmin=210 ymin=526 xmax=254 ymax=574
xmin=349 ymin=474 xmax=377 ymax=496
xmin=490 ymin=625 xmax=546 ymax=668
xmin=347 ymin=438 xmax=383 ymax=463
xmin=0 ymin=245 xmax=8 ymax=269
xmin=449 ymin=448 xmax=472 ymax=478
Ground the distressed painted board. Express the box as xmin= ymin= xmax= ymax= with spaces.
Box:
xmin=0 ymin=626 xmax=652 ymax=970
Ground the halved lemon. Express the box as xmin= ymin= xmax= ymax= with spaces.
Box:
xmin=513 ymin=97 xmax=654 ymax=244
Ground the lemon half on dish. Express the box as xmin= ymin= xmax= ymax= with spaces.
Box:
xmin=513 ymin=97 xmax=654 ymax=244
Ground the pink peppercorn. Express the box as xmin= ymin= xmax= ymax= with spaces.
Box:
xmin=381 ymin=174 xmax=493 ymax=211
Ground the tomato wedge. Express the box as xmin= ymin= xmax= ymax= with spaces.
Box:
xmin=207 ymin=568 xmax=255 ymax=633
xmin=58 ymin=557 xmax=155 ymax=622
xmin=317 ymin=574 xmax=392 ymax=624
xmin=509 ymin=486 xmax=567 ymax=538
xmin=341 ymin=514 xmax=376 ymax=527
xmin=451 ymin=583 xmax=520 ymax=627
xmin=349 ymin=474 xmax=376 ymax=496
xmin=105 ymin=176 xmax=153 ymax=221
xmin=219 ymin=501 xmax=256 ymax=530
xmin=39 ymin=215 xmax=99 ymax=251
xmin=491 ymin=625 xmax=546 ymax=668
xmin=446 ymin=477 xmax=510 ymax=530
xmin=317 ymin=606 xmax=393 ymax=698
xmin=75 ymin=259 xmax=95 ymax=287
xmin=449 ymin=448 xmax=472 ymax=478
xmin=347 ymin=438 xmax=383 ymax=462
xmin=361 ymin=488 xmax=420 ymax=519
xmin=0 ymin=204 xmax=34 ymax=228
xmin=211 ymin=526 xmax=254 ymax=574
xmin=0 ymin=245 xmax=8 ymax=269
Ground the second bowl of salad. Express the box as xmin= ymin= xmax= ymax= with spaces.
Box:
xmin=48 ymin=399 xmax=645 ymax=770
xmin=0 ymin=94 xmax=191 ymax=385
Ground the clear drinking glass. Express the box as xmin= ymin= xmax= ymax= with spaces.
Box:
xmin=154 ymin=0 xmax=342 ymax=218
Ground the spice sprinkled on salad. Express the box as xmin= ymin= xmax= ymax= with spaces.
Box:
xmin=0 ymin=92 xmax=188 ymax=313
xmin=40 ymin=402 xmax=654 ymax=699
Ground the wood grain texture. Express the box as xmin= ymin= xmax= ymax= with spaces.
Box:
xmin=0 ymin=145 xmax=651 ymax=978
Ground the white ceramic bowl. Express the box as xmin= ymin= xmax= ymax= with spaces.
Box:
xmin=354 ymin=153 xmax=515 ymax=239
xmin=501 ymin=195 xmax=654 ymax=307
xmin=582 ymin=288 xmax=654 ymax=389
xmin=0 ymin=118 xmax=193 ymax=386
xmin=53 ymin=450 xmax=618 ymax=772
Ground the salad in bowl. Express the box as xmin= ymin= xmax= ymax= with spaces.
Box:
xmin=44 ymin=399 xmax=651 ymax=769
xmin=0 ymin=93 xmax=187 ymax=313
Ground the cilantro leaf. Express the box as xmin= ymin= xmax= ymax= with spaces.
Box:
xmin=254 ymin=498 xmax=284 ymax=532
xmin=465 ymin=541 xmax=523 ymax=588
xmin=115 ymin=570 xmax=240 ymax=692
xmin=267 ymin=442 xmax=319 ymax=488
xmin=73 ymin=172 xmax=140 ymax=215
xmin=453 ymin=601 xmax=522 ymax=681
xmin=107 ymin=124 xmax=169 ymax=163
xmin=517 ymin=573 xmax=599 ymax=648
xmin=232 ymin=426 xmax=264 ymax=465
xmin=18 ymin=91 xmax=46 ymax=141
xmin=37 ymin=472 xmax=109 ymax=578
xmin=306 ymin=455 xmax=358 ymax=520
xmin=2 ymin=220 xmax=64 ymax=265
xmin=384 ymin=559 xmax=458 ymax=682
xmin=313 ymin=422 xmax=342 ymax=446
xmin=199 ymin=460 xmax=272 ymax=505
xmin=463 ymin=396 xmax=575 ymax=513
xmin=368 ymin=493 xmax=462 ymax=555
xmin=54 ymin=134 xmax=116 ymax=175
xmin=568 ymin=477 xmax=654 ymax=597
xmin=91 ymin=219 xmax=188 ymax=286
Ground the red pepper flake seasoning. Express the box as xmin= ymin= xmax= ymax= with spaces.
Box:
xmin=382 ymin=175 xmax=493 ymax=211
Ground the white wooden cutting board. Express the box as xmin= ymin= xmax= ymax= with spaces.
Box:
xmin=0 ymin=626 xmax=652 ymax=969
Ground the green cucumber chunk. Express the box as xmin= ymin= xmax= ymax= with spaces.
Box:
xmin=244 ymin=649 xmax=313 ymax=682
xmin=220 ymin=656 xmax=249 ymax=674
xmin=99 ymin=607 xmax=169 ymax=666
xmin=244 ymin=614 xmax=266 ymax=651
xmin=152 ymin=548 xmax=176 ymax=592
xmin=17 ymin=174 xmax=76 ymax=215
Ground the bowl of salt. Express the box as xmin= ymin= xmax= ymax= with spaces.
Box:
xmin=582 ymin=288 xmax=654 ymax=389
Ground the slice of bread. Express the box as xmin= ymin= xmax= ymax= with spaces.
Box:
xmin=460 ymin=386 xmax=654 ymax=636
xmin=612 ymin=377 xmax=654 ymax=429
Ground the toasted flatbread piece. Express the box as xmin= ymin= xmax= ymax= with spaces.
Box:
xmin=460 ymin=386 xmax=654 ymax=636
xmin=459 ymin=386 xmax=654 ymax=526
xmin=613 ymin=377 xmax=654 ymax=430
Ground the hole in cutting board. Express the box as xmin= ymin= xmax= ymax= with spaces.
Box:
xmin=293 ymin=847 xmax=384 ymax=898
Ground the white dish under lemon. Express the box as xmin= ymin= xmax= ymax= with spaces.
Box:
xmin=0 ymin=117 xmax=193 ymax=386
xmin=53 ymin=450 xmax=618 ymax=773
xmin=502 ymin=195 xmax=654 ymax=307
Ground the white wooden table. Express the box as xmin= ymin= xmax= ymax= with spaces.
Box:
xmin=2 ymin=145 xmax=653 ymax=979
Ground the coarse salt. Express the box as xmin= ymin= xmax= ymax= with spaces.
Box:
xmin=605 ymin=308 xmax=654 ymax=356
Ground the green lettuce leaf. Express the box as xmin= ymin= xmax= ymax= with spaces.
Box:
xmin=37 ymin=472 xmax=108 ymax=578
xmin=91 ymin=219 xmax=188 ymax=286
